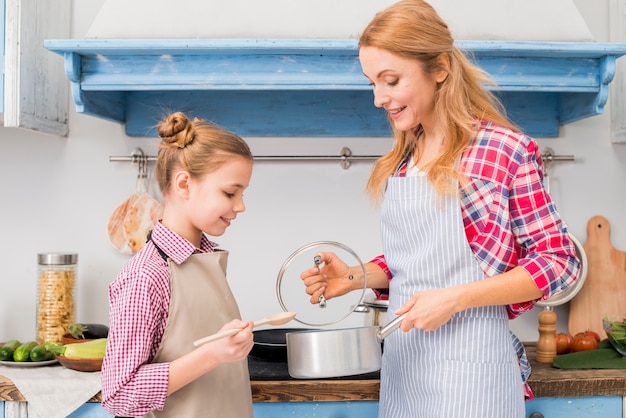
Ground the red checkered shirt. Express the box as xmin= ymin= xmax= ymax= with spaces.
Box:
xmin=101 ymin=221 xmax=217 ymax=417
xmin=370 ymin=121 xmax=580 ymax=401
xmin=370 ymin=120 xmax=580 ymax=316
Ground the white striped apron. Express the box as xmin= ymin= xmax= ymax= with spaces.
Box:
xmin=378 ymin=173 xmax=525 ymax=418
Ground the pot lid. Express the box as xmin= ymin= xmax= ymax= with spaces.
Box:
xmin=276 ymin=241 xmax=367 ymax=326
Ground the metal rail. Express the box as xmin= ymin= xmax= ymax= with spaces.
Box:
xmin=110 ymin=147 xmax=575 ymax=170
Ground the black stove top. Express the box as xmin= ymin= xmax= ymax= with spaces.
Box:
xmin=247 ymin=355 xmax=380 ymax=381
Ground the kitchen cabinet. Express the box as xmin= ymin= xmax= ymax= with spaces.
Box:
xmin=610 ymin=0 xmax=626 ymax=143
xmin=254 ymin=398 xmax=625 ymax=417
xmin=254 ymin=401 xmax=378 ymax=417
xmin=525 ymin=396 xmax=623 ymax=418
xmin=1 ymin=0 xmax=70 ymax=136
xmin=1 ymin=401 xmax=113 ymax=418
xmin=1 ymin=387 xmax=625 ymax=418
xmin=44 ymin=38 xmax=626 ymax=139
xmin=1 ymin=399 xmax=623 ymax=418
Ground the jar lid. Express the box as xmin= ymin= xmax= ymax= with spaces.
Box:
xmin=38 ymin=253 xmax=78 ymax=265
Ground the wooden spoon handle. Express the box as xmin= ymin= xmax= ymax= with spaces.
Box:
xmin=193 ymin=328 xmax=241 ymax=346
xmin=252 ymin=318 xmax=272 ymax=327
xmin=192 ymin=312 xmax=294 ymax=347
xmin=193 ymin=319 xmax=269 ymax=346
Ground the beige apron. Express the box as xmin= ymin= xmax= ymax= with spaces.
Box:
xmin=146 ymin=250 xmax=253 ymax=418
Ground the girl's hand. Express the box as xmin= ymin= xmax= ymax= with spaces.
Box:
xmin=395 ymin=287 xmax=462 ymax=332
xmin=167 ymin=319 xmax=254 ymax=395
xmin=299 ymin=252 xmax=358 ymax=304
xmin=199 ymin=319 xmax=254 ymax=363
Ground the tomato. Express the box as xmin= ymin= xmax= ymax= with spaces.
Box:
xmin=555 ymin=333 xmax=573 ymax=354
xmin=572 ymin=332 xmax=599 ymax=352
xmin=583 ymin=330 xmax=601 ymax=342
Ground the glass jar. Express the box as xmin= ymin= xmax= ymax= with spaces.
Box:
xmin=37 ymin=253 xmax=78 ymax=344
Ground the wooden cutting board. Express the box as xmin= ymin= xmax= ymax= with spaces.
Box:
xmin=569 ymin=216 xmax=626 ymax=337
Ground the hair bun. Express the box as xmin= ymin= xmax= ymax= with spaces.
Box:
xmin=157 ymin=111 xmax=196 ymax=148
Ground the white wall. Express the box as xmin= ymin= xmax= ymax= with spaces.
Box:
xmin=0 ymin=0 xmax=624 ymax=344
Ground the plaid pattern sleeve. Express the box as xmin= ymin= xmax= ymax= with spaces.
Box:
xmin=101 ymin=242 xmax=171 ymax=416
xmin=460 ymin=122 xmax=580 ymax=318
xmin=370 ymin=254 xmax=391 ymax=300
xmin=367 ymin=121 xmax=580 ymax=317
xmin=102 ymin=222 xmax=216 ymax=416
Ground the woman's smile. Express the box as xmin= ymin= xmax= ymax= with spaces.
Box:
xmin=388 ymin=105 xmax=407 ymax=119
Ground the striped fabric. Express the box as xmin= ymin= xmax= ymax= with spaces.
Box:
xmin=371 ymin=121 xmax=580 ymax=318
xmin=379 ymin=174 xmax=525 ymax=417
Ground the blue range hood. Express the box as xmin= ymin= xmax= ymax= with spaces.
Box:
xmin=44 ymin=38 xmax=626 ymax=138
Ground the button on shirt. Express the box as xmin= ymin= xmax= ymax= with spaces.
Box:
xmin=101 ymin=221 xmax=217 ymax=417
xmin=370 ymin=121 xmax=580 ymax=318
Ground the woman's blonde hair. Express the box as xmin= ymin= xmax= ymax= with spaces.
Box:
xmin=154 ymin=111 xmax=252 ymax=195
xmin=359 ymin=0 xmax=518 ymax=201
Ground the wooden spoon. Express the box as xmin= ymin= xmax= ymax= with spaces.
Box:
xmin=193 ymin=312 xmax=297 ymax=347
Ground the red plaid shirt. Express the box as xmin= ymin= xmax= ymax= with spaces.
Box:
xmin=101 ymin=221 xmax=218 ymax=416
xmin=370 ymin=121 xmax=580 ymax=401
xmin=371 ymin=121 xmax=580 ymax=317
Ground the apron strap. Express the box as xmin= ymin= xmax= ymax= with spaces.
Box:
xmin=146 ymin=229 xmax=169 ymax=262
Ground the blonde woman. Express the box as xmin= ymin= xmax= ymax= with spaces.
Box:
xmin=300 ymin=1 xmax=580 ymax=417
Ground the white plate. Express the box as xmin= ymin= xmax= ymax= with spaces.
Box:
xmin=0 ymin=359 xmax=58 ymax=367
xmin=536 ymin=234 xmax=587 ymax=307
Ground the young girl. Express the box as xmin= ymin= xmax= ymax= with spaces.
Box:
xmin=101 ymin=111 xmax=255 ymax=417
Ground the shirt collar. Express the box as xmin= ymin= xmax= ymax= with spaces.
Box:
xmin=150 ymin=221 xmax=218 ymax=265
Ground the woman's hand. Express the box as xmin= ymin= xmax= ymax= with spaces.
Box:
xmin=299 ymin=251 xmax=359 ymax=304
xmin=395 ymin=287 xmax=462 ymax=332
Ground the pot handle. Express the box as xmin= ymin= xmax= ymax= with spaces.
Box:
xmin=376 ymin=313 xmax=407 ymax=342
xmin=353 ymin=304 xmax=370 ymax=313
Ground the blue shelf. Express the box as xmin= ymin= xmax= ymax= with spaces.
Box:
xmin=44 ymin=39 xmax=626 ymax=138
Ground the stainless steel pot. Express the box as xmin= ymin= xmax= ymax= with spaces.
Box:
xmin=250 ymin=328 xmax=313 ymax=362
xmin=355 ymin=297 xmax=389 ymax=327
xmin=286 ymin=314 xmax=404 ymax=379
xmin=276 ymin=241 xmax=399 ymax=379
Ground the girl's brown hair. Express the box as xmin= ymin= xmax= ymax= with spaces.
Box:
xmin=155 ymin=111 xmax=252 ymax=195
xmin=359 ymin=0 xmax=518 ymax=201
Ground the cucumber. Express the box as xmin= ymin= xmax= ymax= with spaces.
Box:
xmin=30 ymin=344 xmax=54 ymax=362
xmin=62 ymin=338 xmax=107 ymax=359
xmin=68 ymin=323 xmax=109 ymax=339
xmin=0 ymin=340 xmax=21 ymax=361
xmin=13 ymin=341 xmax=38 ymax=362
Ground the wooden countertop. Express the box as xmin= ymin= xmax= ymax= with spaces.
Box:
xmin=524 ymin=344 xmax=626 ymax=398
xmin=2 ymin=344 xmax=626 ymax=402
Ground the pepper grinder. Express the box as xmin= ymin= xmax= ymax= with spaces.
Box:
xmin=536 ymin=307 xmax=557 ymax=363
xmin=534 ymin=233 xmax=588 ymax=363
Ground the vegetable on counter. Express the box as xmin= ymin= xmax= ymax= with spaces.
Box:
xmin=13 ymin=341 xmax=38 ymax=362
xmin=68 ymin=323 xmax=109 ymax=340
xmin=572 ymin=331 xmax=599 ymax=352
xmin=51 ymin=338 xmax=107 ymax=359
xmin=0 ymin=340 xmax=21 ymax=361
xmin=604 ymin=314 xmax=626 ymax=354
xmin=555 ymin=333 xmax=573 ymax=355
xmin=0 ymin=340 xmax=64 ymax=362
xmin=29 ymin=344 xmax=55 ymax=362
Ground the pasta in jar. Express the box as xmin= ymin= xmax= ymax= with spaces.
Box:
xmin=37 ymin=253 xmax=77 ymax=344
